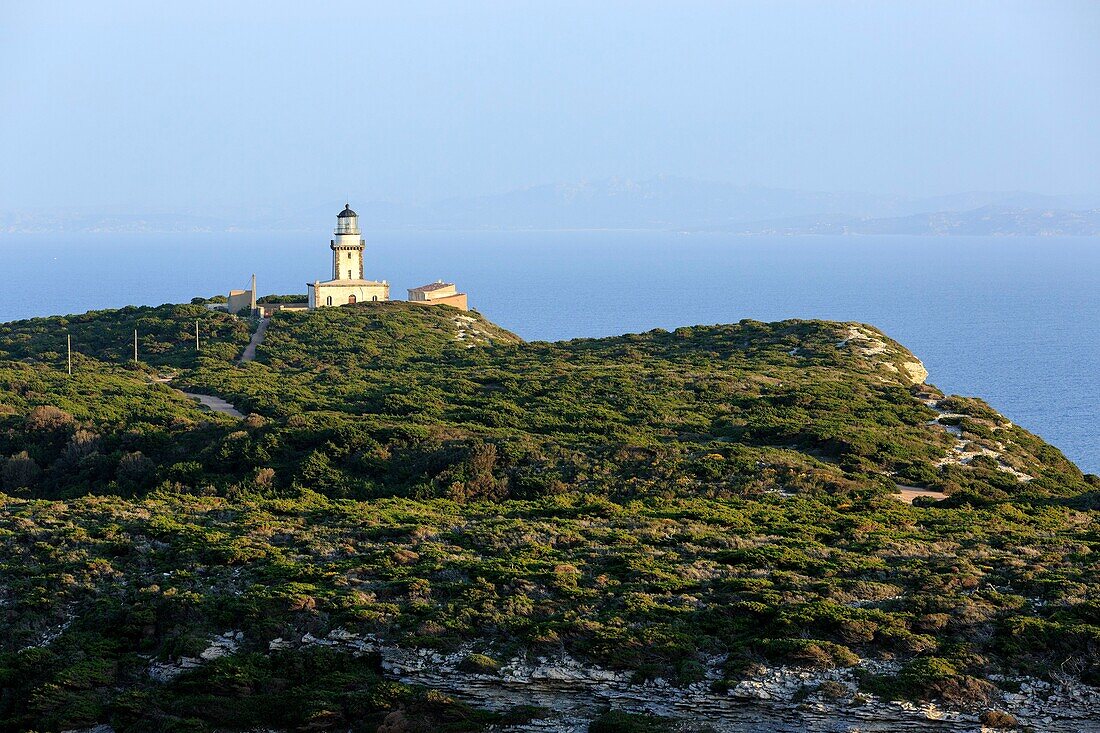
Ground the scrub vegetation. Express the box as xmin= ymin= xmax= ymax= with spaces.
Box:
xmin=0 ymin=301 xmax=1097 ymax=732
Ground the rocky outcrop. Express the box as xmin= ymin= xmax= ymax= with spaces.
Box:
xmin=899 ymin=359 xmax=930 ymax=386
xmin=146 ymin=630 xmax=241 ymax=682
xmin=835 ymin=324 xmax=928 ymax=386
xmin=453 ymin=314 xmax=496 ymax=347
xmin=258 ymin=629 xmax=1100 ymax=733
xmin=919 ymin=395 xmax=1034 ymax=482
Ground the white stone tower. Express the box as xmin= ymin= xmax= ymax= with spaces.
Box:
xmin=331 ymin=204 xmax=364 ymax=281
xmin=307 ymin=203 xmax=388 ymax=308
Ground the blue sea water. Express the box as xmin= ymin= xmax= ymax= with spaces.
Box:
xmin=1 ymin=231 xmax=1098 ymax=474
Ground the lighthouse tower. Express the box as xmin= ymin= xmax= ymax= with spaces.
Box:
xmin=331 ymin=204 xmax=364 ymax=281
xmin=307 ymin=203 xmax=389 ymax=308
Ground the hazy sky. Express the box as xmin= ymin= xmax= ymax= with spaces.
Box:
xmin=2 ymin=1 xmax=1099 ymax=209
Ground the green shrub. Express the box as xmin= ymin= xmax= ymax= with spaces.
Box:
xmin=588 ymin=710 xmax=675 ymax=733
xmin=457 ymin=653 xmax=502 ymax=675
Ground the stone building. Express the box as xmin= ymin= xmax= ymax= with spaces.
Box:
xmin=307 ymin=205 xmax=389 ymax=308
xmin=407 ymin=280 xmax=469 ymax=311
xmin=227 ymin=274 xmax=258 ymax=315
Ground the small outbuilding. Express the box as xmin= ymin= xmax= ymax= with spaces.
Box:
xmin=227 ymin=274 xmax=258 ymax=315
xmin=407 ymin=281 xmax=468 ymax=311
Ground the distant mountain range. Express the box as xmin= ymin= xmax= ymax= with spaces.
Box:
xmin=710 ymin=204 xmax=1100 ymax=236
xmin=3 ymin=177 xmax=1099 ymax=235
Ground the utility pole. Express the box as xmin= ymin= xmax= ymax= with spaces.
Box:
xmin=67 ymin=333 xmax=72 ymax=376
xmin=133 ymin=329 xmax=138 ymax=363
xmin=195 ymin=319 xmax=200 ymax=351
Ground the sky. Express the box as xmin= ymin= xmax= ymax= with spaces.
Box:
xmin=2 ymin=1 xmax=1099 ymax=210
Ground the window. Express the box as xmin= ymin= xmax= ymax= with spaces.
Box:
xmin=348 ymin=269 xmax=352 ymax=279
xmin=372 ymin=295 xmax=378 ymax=301
xmin=325 ymin=296 xmax=332 ymax=306
xmin=348 ymin=295 xmax=356 ymax=304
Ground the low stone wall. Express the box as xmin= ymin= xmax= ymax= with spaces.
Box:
xmin=258 ymin=302 xmax=308 ymax=317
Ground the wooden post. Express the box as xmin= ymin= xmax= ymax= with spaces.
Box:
xmin=67 ymin=333 xmax=72 ymax=376
xmin=195 ymin=320 xmax=200 ymax=351
xmin=133 ymin=329 xmax=138 ymax=363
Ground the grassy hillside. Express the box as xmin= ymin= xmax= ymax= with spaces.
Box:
xmin=0 ymin=301 xmax=1097 ymax=731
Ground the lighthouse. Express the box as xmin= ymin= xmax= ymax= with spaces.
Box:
xmin=331 ymin=204 xmax=364 ymax=281
xmin=307 ymin=204 xmax=390 ymax=308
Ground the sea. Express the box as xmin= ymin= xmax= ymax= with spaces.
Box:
xmin=1 ymin=231 xmax=1097 ymax=474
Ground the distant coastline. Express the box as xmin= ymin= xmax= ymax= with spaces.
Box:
xmin=6 ymin=177 xmax=1099 ymax=236
xmin=5 ymin=213 xmax=1099 ymax=237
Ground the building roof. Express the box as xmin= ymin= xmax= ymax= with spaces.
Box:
xmin=337 ymin=204 xmax=357 ymax=218
xmin=409 ymin=281 xmax=454 ymax=293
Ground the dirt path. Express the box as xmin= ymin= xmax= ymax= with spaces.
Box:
xmin=152 ymin=377 xmax=244 ymax=419
xmin=180 ymin=391 xmax=245 ymax=418
xmin=894 ymin=484 xmax=946 ymax=504
xmin=239 ymin=317 xmax=269 ymax=363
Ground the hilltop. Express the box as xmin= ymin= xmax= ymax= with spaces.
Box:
xmin=0 ymin=302 xmax=1098 ymax=732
